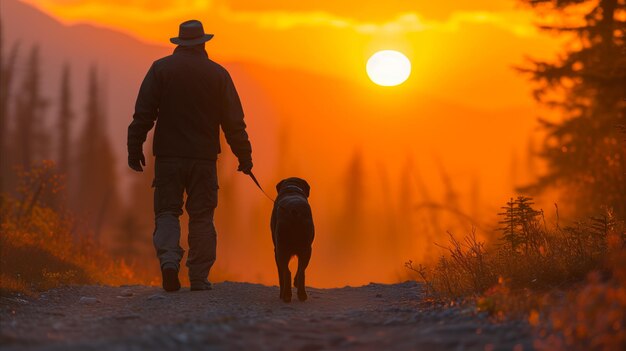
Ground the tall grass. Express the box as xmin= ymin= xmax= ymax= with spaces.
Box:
xmin=410 ymin=196 xmax=626 ymax=349
xmin=413 ymin=196 xmax=623 ymax=299
xmin=0 ymin=161 xmax=141 ymax=295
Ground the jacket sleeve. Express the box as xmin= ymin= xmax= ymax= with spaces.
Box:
xmin=128 ymin=63 xmax=159 ymax=157
xmin=220 ymin=70 xmax=252 ymax=163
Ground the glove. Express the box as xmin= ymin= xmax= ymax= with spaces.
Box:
xmin=128 ymin=153 xmax=146 ymax=172
xmin=237 ymin=159 xmax=253 ymax=175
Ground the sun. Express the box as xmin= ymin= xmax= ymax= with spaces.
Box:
xmin=366 ymin=50 xmax=411 ymax=87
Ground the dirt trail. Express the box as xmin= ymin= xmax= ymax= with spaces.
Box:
xmin=0 ymin=281 xmax=532 ymax=350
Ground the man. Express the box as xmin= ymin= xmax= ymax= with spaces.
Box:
xmin=127 ymin=20 xmax=253 ymax=292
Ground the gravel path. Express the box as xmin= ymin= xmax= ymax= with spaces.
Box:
xmin=0 ymin=281 xmax=533 ymax=351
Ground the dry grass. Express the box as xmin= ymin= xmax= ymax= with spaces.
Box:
xmin=410 ymin=196 xmax=626 ymax=349
xmin=533 ymin=232 xmax=626 ymax=351
xmin=414 ymin=197 xmax=622 ymax=297
xmin=0 ymin=161 xmax=143 ymax=296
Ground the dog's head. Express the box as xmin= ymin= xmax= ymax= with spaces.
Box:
xmin=276 ymin=177 xmax=310 ymax=198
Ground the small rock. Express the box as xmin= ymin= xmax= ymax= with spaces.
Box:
xmin=218 ymin=324 xmax=233 ymax=333
xmin=411 ymin=313 xmax=423 ymax=322
xmin=384 ymin=317 xmax=406 ymax=326
xmin=147 ymin=294 xmax=166 ymax=301
xmin=118 ymin=289 xmax=134 ymax=298
xmin=174 ymin=333 xmax=189 ymax=343
xmin=78 ymin=297 xmax=101 ymax=305
xmin=269 ymin=318 xmax=288 ymax=326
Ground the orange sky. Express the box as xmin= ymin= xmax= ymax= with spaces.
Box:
xmin=14 ymin=0 xmax=574 ymax=287
xmin=24 ymin=0 xmax=562 ymax=109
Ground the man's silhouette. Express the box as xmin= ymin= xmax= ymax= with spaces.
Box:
xmin=127 ymin=20 xmax=252 ymax=292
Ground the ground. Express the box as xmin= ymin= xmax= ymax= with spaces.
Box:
xmin=0 ymin=281 xmax=532 ymax=351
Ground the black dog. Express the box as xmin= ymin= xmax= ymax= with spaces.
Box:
xmin=271 ymin=177 xmax=314 ymax=302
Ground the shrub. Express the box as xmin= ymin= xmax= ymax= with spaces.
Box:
xmin=412 ymin=197 xmax=622 ymax=298
xmin=534 ymin=230 xmax=626 ymax=351
xmin=0 ymin=161 xmax=139 ymax=295
xmin=409 ymin=196 xmax=625 ymax=348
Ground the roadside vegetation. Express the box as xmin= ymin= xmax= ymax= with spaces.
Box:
xmin=0 ymin=161 xmax=145 ymax=296
xmin=409 ymin=196 xmax=625 ymax=350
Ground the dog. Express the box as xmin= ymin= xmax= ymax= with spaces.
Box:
xmin=271 ymin=177 xmax=314 ymax=302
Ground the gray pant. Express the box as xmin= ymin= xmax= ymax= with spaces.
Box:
xmin=152 ymin=157 xmax=218 ymax=287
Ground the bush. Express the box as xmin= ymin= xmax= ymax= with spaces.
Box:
xmin=413 ymin=196 xmax=622 ymax=298
xmin=410 ymin=196 xmax=625 ymax=349
xmin=0 ymin=161 xmax=138 ymax=295
xmin=534 ymin=231 xmax=626 ymax=351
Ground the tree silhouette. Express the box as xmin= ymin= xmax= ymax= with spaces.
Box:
xmin=344 ymin=149 xmax=365 ymax=226
xmin=0 ymin=19 xmax=20 ymax=195
xmin=519 ymin=0 xmax=626 ymax=219
xmin=57 ymin=63 xmax=73 ymax=176
xmin=331 ymin=149 xmax=366 ymax=262
xmin=75 ymin=65 xmax=118 ymax=241
xmin=498 ymin=196 xmax=542 ymax=253
xmin=14 ymin=45 xmax=47 ymax=169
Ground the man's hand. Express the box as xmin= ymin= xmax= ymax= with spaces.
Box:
xmin=237 ymin=159 xmax=253 ymax=175
xmin=128 ymin=153 xmax=146 ymax=172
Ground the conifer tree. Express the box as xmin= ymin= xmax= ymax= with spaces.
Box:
xmin=75 ymin=66 xmax=118 ymax=240
xmin=520 ymin=0 xmax=626 ymax=219
xmin=498 ymin=196 xmax=542 ymax=253
xmin=15 ymin=45 xmax=46 ymax=169
xmin=0 ymin=20 xmax=20 ymax=195
xmin=344 ymin=150 xmax=365 ymax=225
xmin=58 ymin=63 xmax=73 ymax=176
xmin=332 ymin=150 xmax=366 ymax=260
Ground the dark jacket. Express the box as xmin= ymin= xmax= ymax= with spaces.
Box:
xmin=128 ymin=45 xmax=252 ymax=162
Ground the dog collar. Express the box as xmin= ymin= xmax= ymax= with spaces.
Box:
xmin=283 ymin=185 xmax=305 ymax=195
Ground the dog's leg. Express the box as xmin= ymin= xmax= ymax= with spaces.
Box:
xmin=275 ymin=250 xmax=284 ymax=300
xmin=295 ymin=247 xmax=312 ymax=301
xmin=277 ymin=251 xmax=292 ymax=303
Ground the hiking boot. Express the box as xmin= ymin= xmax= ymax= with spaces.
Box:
xmin=162 ymin=267 xmax=181 ymax=292
xmin=190 ymin=281 xmax=212 ymax=291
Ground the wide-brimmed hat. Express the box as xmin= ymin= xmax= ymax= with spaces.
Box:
xmin=170 ymin=20 xmax=214 ymax=46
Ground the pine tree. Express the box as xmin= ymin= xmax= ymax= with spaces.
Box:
xmin=58 ymin=63 xmax=73 ymax=176
xmin=397 ymin=156 xmax=415 ymax=254
xmin=0 ymin=19 xmax=20 ymax=195
xmin=344 ymin=149 xmax=365 ymax=228
xmin=75 ymin=65 xmax=119 ymax=241
xmin=332 ymin=149 xmax=366 ymax=261
xmin=14 ymin=45 xmax=46 ymax=169
xmin=520 ymin=0 xmax=626 ymax=219
xmin=498 ymin=196 xmax=542 ymax=252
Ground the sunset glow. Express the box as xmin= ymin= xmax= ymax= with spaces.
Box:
xmin=20 ymin=0 xmax=562 ymax=108
xmin=3 ymin=0 xmax=572 ymax=289
xmin=2 ymin=0 xmax=625 ymax=348
xmin=366 ymin=50 xmax=411 ymax=86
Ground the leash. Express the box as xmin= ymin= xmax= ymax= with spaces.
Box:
xmin=247 ymin=171 xmax=306 ymax=219
xmin=248 ymin=171 xmax=276 ymax=203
